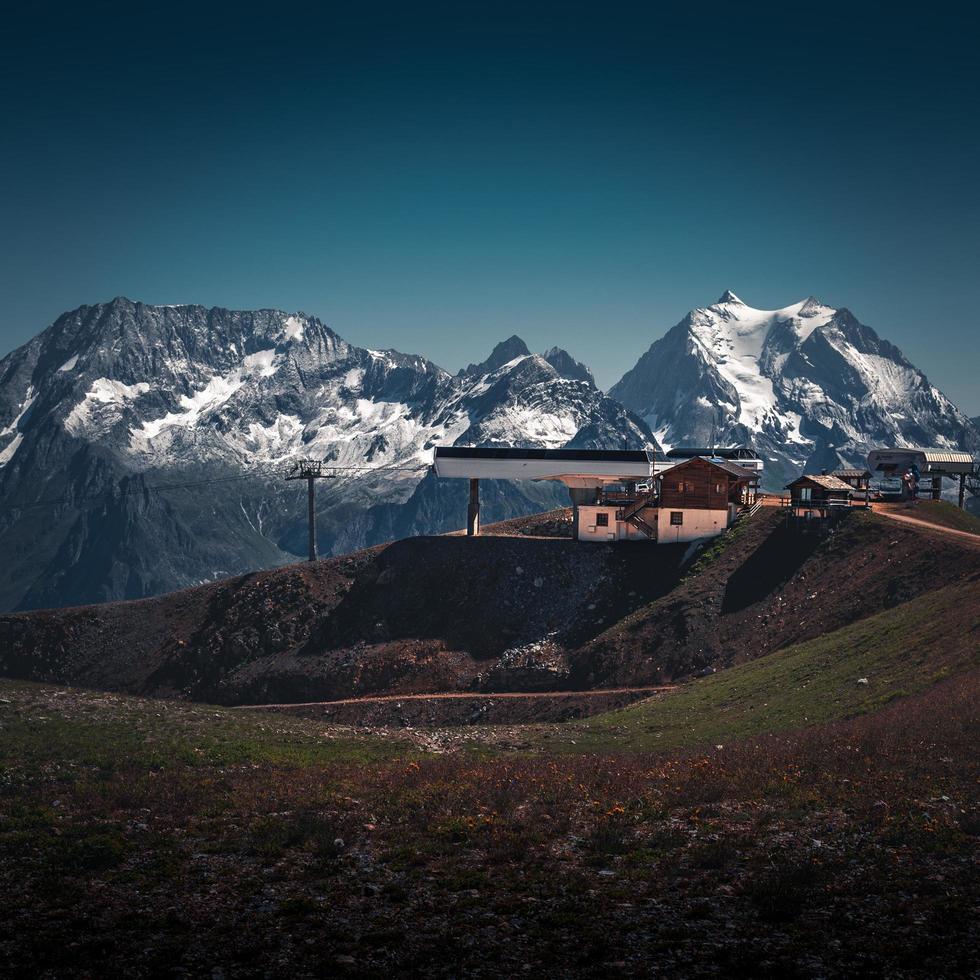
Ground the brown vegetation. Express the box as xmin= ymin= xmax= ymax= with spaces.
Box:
xmin=3 ymin=509 xmax=979 ymax=712
xmin=0 ymin=672 xmax=976 ymax=977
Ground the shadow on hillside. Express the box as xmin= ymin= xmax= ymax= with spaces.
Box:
xmin=302 ymin=534 xmax=687 ymax=660
xmin=721 ymin=525 xmax=824 ymax=615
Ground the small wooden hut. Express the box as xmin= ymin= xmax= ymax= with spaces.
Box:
xmin=784 ymin=474 xmax=853 ymax=529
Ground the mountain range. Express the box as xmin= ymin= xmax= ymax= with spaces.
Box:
xmin=0 ymin=300 xmax=651 ymax=610
xmin=611 ymin=291 xmax=979 ymax=487
xmin=0 ymin=292 xmax=976 ymax=610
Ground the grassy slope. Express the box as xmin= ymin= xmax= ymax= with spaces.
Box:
xmin=902 ymin=499 xmax=980 ymax=535
xmin=0 ymin=684 xmax=410 ymax=772
xmin=3 ymin=573 xmax=977 ymax=765
xmin=556 ymin=577 xmax=980 ymax=752
xmin=1 ymin=661 xmax=977 ymax=976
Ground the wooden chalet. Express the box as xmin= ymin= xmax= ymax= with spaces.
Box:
xmin=432 ymin=446 xmax=760 ymax=545
xmin=831 ymin=468 xmax=872 ymax=492
xmin=653 ymin=456 xmax=759 ymax=543
xmin=784 ymin=474 xmax=853 ymax=529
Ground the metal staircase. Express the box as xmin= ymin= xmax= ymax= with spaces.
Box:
xmin=617 ymin=491 xmax=658 ymax=539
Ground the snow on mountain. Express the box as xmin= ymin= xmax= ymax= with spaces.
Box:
xmin=3 ymin=289 xmax=972 ymax=610
xmin=611 ymin=291 xmax=979 ymax=488
xmin=0 ymin=299 xmax=654 ymax=610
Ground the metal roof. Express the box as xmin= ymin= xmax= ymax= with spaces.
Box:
xmin=920 ymin=450 xmax=975 ymax=464
xmin=832 ymin=468 xmax=871 ymax=479
xmin=434 ymin=447 xmax=655 ymax=463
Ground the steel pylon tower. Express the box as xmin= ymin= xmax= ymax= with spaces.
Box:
xmin=285 ymin=459 xmax=334 ymax=561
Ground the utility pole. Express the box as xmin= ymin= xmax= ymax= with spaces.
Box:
xmin=285 ymin=458 xmax=334 ymax=561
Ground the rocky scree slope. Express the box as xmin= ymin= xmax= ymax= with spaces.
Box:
xmin=3 ymin=508 xmax=978 ymax=707
xmin=0 ymin=301 xmax=654 ymax=611
xmin=0 ymin=511 xmax=687 ymax=703
xmin=611 ymin=290 xmax=979 ymax=489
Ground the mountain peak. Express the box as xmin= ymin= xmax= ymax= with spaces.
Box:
xmin=716 ymin=289 xmax=744 ymax=306
xmin=461 ymin=335 xmax=531 ymax=375
xmin=541 ymin=347 xmax=594 ymax=383
xmin=798 ymin=296 xmax=831 ymax=317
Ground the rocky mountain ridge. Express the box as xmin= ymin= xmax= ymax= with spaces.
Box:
xmin=610 ymin=291 xmax=979 ymax=488
xmin=1 ymin=291 xmax=976 ymax=610
xmin=0 ymin=299 xmax=653 ymax=610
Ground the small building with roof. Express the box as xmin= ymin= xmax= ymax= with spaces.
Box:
xmin=784 ymin=474 xmax=853 ymax=528
xmin=866 ymin=447 xmax=976 ymax=506
xmin=432 ymin=447 xmax=759 ymax=543
xmin=832 ymin=468 xmax=872 ymax=492
xmin=655 ymin=456 xmax=759 ymax=543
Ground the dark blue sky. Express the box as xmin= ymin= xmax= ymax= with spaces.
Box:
xmin=1 ymin=2 xmax=977 ymax=410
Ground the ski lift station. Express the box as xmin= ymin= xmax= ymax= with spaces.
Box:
xmin=433 ymin=446 xmax=760 ymax=543
xmin=866 ymin=448 xmax=976 ymax=506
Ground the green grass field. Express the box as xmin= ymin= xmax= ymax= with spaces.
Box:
xmin=549 ymin=577 xmax=980 ymax=752
xmin=1 ymin=573 xmax=978 ymax=976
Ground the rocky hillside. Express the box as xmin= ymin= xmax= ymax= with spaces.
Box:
xmin=2 ymin=291 xmax=976 ymax=612
xmin=0 ymin=300 xmax=653 ymax=610
xmin=611 ymin=291 xmax=979 ymax=489
xmin=3 ymin=507 xmax=978 ymax=706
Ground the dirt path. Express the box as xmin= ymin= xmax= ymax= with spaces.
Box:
xmin=872 ymin=505 xmax=980 ymax=547
xmin=236 ymin=686 xmax=677 ymax=727
xmin=761 ymin=493 xmax=980 ymax=547
xmin=239 ymin=686 xmax=676 ymax=711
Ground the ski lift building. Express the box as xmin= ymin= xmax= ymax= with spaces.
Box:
xmin=866 ymin=448 xmax=976 ymax=506
xmin=432 ymin=447 xmax=758 ymax=544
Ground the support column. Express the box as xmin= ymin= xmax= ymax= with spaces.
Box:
xmin=467 ymin=478 xmax=480 ymax=536
xmin=307 ymin=475 xmax=317 ymax=561
xmin=959 ymin=473 xmax=967 ymax=509
xmin=931 ymin=474 xmax=942 ymax=500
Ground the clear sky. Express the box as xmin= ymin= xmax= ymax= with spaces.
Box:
xmin=1 ymin=2 xmax=977 ymax=412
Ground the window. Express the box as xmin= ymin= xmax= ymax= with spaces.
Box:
xmin=596 ymin=512 xmax=609 ymax=527
xmin=670 ymin=511 xmax=684 ymax=526
xmin=715 ymin=483 xmax=723 ymax=494
xmin=799 ymin=487 xmax=812 ymax=502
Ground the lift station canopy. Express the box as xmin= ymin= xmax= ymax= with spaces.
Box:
xmin=432 ymin=446 xmax=665 ymax=488
xmin=867 ymin=448 xmax=975 ymax=476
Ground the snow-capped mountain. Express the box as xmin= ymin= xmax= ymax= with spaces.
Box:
xmin=610 ymin=291 xmax=979 ymax=488
xmin=0 ymin=299 xmax=654 ymax=610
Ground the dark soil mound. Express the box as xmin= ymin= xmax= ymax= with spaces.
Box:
xmin=3 ymin=507 xmax=979 ymax=706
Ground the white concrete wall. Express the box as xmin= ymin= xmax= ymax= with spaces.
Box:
xmin=577 ymin=505 xmax=730 ymax=544
xmin=577 ymin=506 xmax=619 ymax=542
xmin=656 ymin=508 xmax=729 ymax=544
xmin=577 ymin=505 xmax=661 ymax=542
